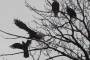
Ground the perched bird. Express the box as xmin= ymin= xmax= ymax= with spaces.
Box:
xmin=10 ymin=40 xmax=31 ymax=58
xmin=52 ymin=0 xmax=59 ymax=17
xmin=66 ymin=6 xmax=77 ymax=19
xmin=14 ymin=19 xmax=46 ymax=40
xmin=88 ymin=0 xmax=90 ymax=2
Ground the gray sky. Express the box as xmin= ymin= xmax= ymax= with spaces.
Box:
xmin=0 ymin=0 xmax=71 ymax=60
xmin=0 ymin=0 xmax=47 ymax=60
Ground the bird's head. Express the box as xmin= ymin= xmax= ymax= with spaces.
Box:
xmin=37 ymin=32 xmax=46 ymax=38
xmin=67 ymin=5 xmax=71 ymax=10
xmin=22 ymin=41 xmax=25 ymax=45
xmin=67 ymin=5 xmax=69 ymax=8
xmin=52 ymin=0 xmax=57 ymax=1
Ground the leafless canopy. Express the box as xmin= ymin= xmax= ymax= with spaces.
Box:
xmin=0 ymin=0 xmax=90 ymax=60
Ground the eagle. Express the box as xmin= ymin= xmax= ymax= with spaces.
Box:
xmin=66 ymin=6 xmax=77 ymax=19
xmin=14 ymin=19 xmax=46 ymax=40
xmin=10 ymin=40 xmax=31 ymax=58
xmin=52 ymin=0 xmax=59 ymax=17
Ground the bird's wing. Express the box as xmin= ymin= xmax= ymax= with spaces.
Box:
xmin=14 ymin=19 xmax=30 ymax=31
xmin=10 ymin=43 xmax=23 ymax=49
xmin=26 ymin=40 xmax=32 ymax=47
xmin=14 ymin=19 xmax=37 ymax=35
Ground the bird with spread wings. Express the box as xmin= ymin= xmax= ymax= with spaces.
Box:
xmin=14 ymin=19 xmax=46 ymax=40
xmin=10 ymin=40 xmax=31 ymax=58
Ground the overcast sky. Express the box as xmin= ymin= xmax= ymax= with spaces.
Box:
xmin=0 ymin=0 xmax=47 ymax=60
xmin=0 ymin=0 xmax=72 ymax=60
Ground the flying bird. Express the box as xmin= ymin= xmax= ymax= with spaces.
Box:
xmin=14 ymin=19 xmax=46 ymax=40
xmin=66 ymin=6 xmax=77 ymax=19
xmin=52 ymin=0 xmax=59 ymax=17
xmin=10 ymin=40 xmax=31 ymax=58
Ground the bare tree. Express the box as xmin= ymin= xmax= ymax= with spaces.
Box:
xmin=0 ymin=0 xmax=90 ymax=60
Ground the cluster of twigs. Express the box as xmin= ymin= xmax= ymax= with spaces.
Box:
xmin=0 ymin=0 xmax=90 ymax=60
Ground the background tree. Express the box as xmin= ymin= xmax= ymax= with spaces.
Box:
xmin=0 ymin=0 xmax=90 ymax=60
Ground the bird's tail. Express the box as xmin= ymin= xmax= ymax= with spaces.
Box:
xmin=24 ymin=49 xmax=29 ymax=58
xmin=54 ymin=12 xmax=58 ymax=17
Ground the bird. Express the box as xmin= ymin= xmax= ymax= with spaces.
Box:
xmin=88 ymin=0 xmax=90 ymax=2
xmin=10 ymin=40 xmax=31 ymax=58
xmin=66 ymin=6 xmax=77 ymax=19
xmin=14 ymin=19 xmax=46 ymax=40
xmin=52 ymin=0 xmax=59 ymax=17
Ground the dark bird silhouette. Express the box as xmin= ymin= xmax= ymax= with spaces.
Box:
xmin=88 ymin=0 xmax=90 ymax=2
xmin=14 ymin=19 xmax=46 ymax=40
xmin=52 ymin=0 xmax=59 ymax=17
xmin=10 ymin=40 xmax=31 ymax=58
xmin=66 ymin=6 xmax=77 ymax=19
